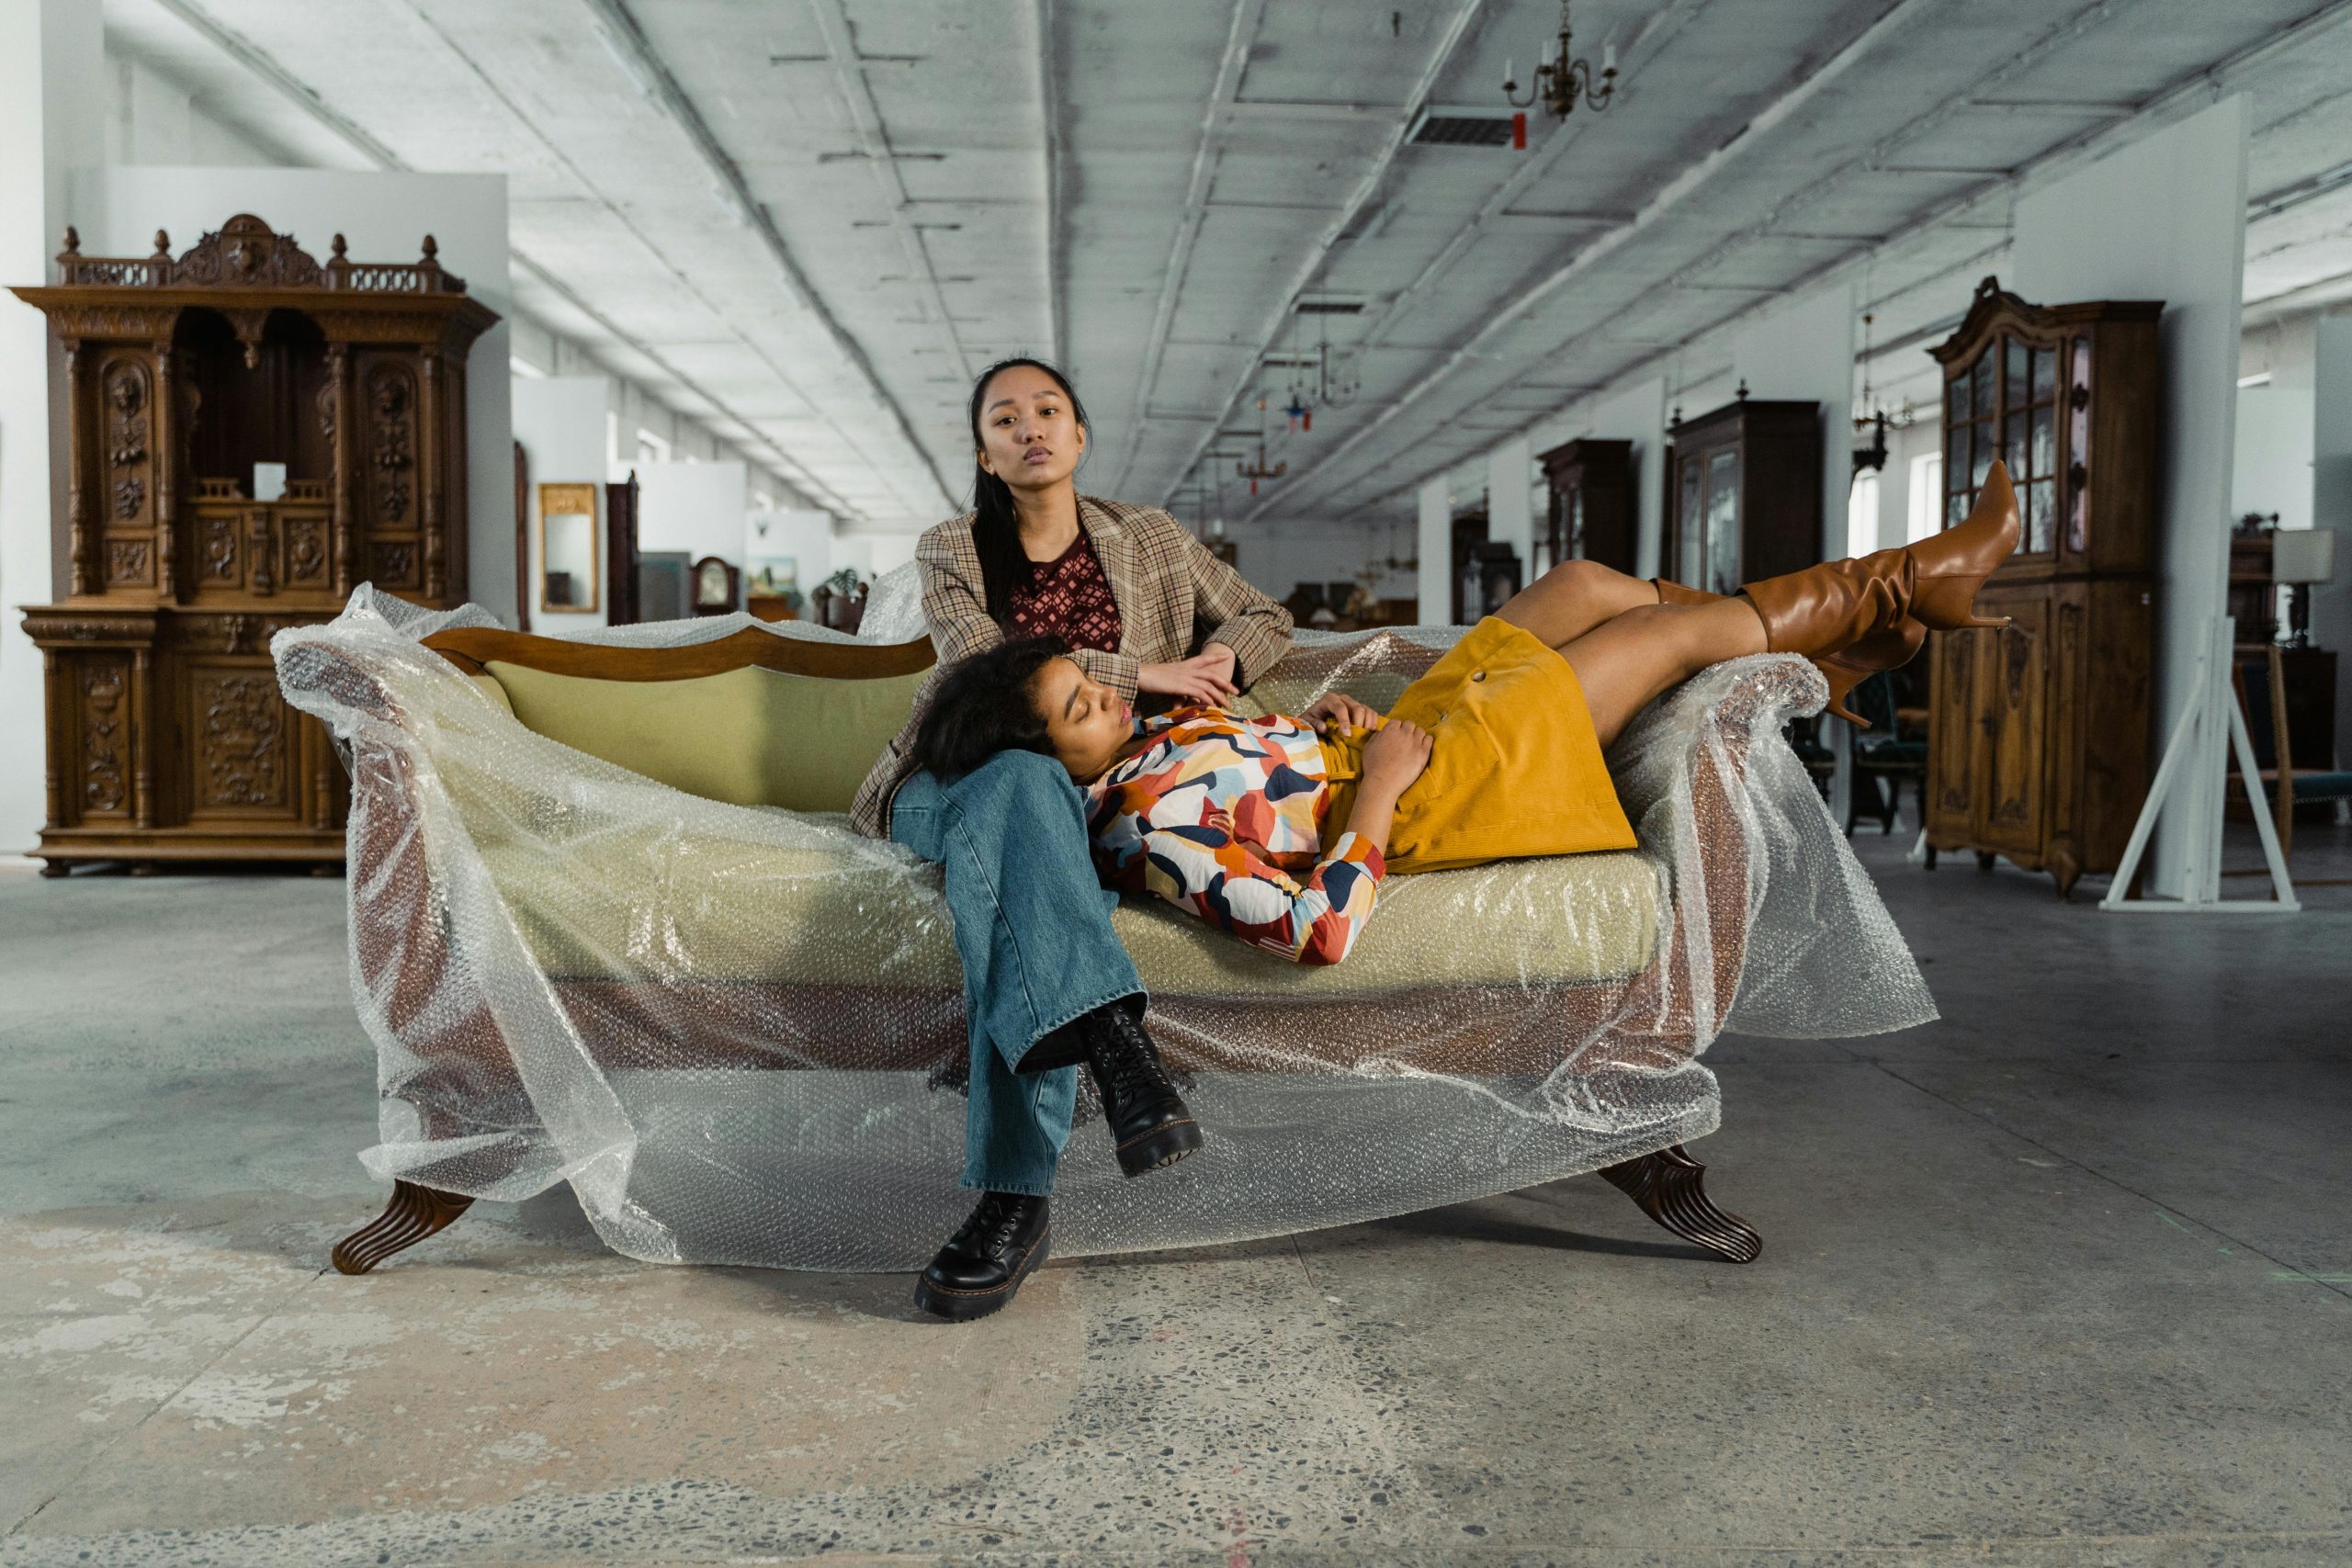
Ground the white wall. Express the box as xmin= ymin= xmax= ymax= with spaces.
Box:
xmin=2312 ymin=314 xmax=2352 ymax=755
xmin=2234 ymin=316 xmax=2318 ymax=535
xmin=635 ymin=460 xmax=749 ymax=591
xmin=1486 ymin=436 xmax=1533 ymax=571
xmin=514 ymin=375 xmax=611 ymax=634
xmin=747 ymin=505 xmax=833 ymax=600
xmin=1208 ymin=517 xmax=1415 ymax=611
xmin=2013 ymin=94 xmax=2249 ymax=897
xmin=1528 ymin=376 xmax=1670 ymax=579
xmin=70 ymin=165 xmax=516 ymax=623
xmin=0 ymin=0 xmax=104 ymax=859
xmin=1735 ymin=280 xmax=1857 ymax=563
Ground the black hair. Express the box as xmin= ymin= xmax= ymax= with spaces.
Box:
xmin=967 ymin=356 xmax=1091 ymax=623
xmin=910 ymin=636 xmax=1071 ymax=783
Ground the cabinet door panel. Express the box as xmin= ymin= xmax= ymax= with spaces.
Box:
xmin=1927 ymin=630 xmax=1976 ymax=838
xmin=179 ymin=658 xmax=302 ymax=821
xmin=1970 ymin=592 xmax=2051 ymax=854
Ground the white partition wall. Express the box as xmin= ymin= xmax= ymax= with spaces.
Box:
xmin=637 ymin=460 xmax=750 ymax=587
xmin=2013 ymin=95 xmax=2249 ymax=897
xmin=1486 ymin=436 xmax=1534 ymax=576
xmin=0 ymin=0 xmax=103 ymax=858
xmin=1575 ymin=378 xmax=1669 ymax=579
xmin=514 ymin=376 xmax=611 ymax=634
xmin=68 ymin=165 xmax=515 ymax=623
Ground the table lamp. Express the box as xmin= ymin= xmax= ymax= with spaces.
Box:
xmin=2273 ymin=526 xmax=2337 ymax=648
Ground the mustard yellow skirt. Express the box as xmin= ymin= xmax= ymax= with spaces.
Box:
xmin=1319 ymin=615 xmax=1636 ymax=874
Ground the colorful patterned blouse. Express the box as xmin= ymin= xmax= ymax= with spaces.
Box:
xmin=1007 ymin=531 xmax=1123 ymax=652
xmin=1084 ymin=706 xmax=1384 ymax=967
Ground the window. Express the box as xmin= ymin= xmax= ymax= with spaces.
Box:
xmin=636 ymin=427 xmax=673 ymax=468
xmin=1848 ymin=471 xmax=1881 ymax=558
xmin=1945 ymin=333 xmax=2057 ymax=551
xmin=1906 ymin=452 xmax=1942 ymax=544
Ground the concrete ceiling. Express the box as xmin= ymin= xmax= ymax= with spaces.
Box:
xmin=103 ymin=0 xmax=2352 ymax=531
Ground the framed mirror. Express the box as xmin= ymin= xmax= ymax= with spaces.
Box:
xmin=537 ymin=483 xmax=600 ymax=613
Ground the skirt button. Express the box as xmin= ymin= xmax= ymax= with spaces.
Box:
xmin=1471 ymin=669 xmax=1487 ymax=682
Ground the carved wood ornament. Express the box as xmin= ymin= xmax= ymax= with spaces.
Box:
xmin=9 ymin=214 xmax=498 ymax=874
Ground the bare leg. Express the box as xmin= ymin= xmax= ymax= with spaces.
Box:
xmin=1493 ymin=559 xmax=1663 ymax=649
xmin=1553 ymin=601 xmax=1767 ymax=747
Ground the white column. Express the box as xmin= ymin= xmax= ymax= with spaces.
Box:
xmin=0 ymin=0 xmax=103 ymax=859
xmin=1487 ymin=435 xmax=1533 ymax=579
xmin=2014 ymin=94 xmax=2249 ymax=897
xmin=1735 ymin=279 xmax=1858 ymax=562
xmin=1580 ymin=378 xmax=1668 ymax=579
xmin=1417 ymin=476 xmax=1451 ymax=626
xmin=2312 ymin=314 xmax=2352 ymax=757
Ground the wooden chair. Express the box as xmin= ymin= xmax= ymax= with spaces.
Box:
xmin=1844 ymin=671 xmax=1930 ymax=838
xmin=2232 ymin=645 xmax=2352 ymax=882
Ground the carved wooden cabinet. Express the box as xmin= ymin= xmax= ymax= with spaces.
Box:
xmin=1664 ymin=397 xmax=1821 ymax=597
xmin=1921 ymin=276 xmax=2161 ymax=897
xmin=1536 ymin=438 xmax=1635 ymax=575
xmin=11 ymin=214 xmax=498 ymax=873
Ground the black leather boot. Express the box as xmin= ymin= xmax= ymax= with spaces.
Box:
xmin=914 ymin=1191 xmax=1051 ymax=1322
xmin=1082 ymin=1009 xmax=1204 ymax=1177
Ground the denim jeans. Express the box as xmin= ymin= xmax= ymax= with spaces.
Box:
xmin=889 ymin=750 xmax=1147 ymax=1196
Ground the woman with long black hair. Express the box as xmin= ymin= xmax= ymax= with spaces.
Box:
xmin=850 ymin=357 xmax=1293 ymax=1320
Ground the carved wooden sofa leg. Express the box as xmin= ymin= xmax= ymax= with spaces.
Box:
xmin=331 ymin=1180 xmax=476 ymax=1275
xmin=1596 ymin=1145 xmax=1763 ymax=1263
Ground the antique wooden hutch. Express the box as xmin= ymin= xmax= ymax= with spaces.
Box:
xmin=1663 ymin=395 xmax=1821 ymax=598
xmin=1922 ymin=276 xmax=2162 ymax=897
xmin=11 ymin=214 xmax=498 ymax=874
xmin=1535 ymin=438 xmax=1636 ymax=576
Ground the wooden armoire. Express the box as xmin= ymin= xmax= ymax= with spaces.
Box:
xmin=1536 ymin=438 xmax=1635 ymax=575
xmin=1922 ymin=276 xmax=2162 ymax=898
xmin=1664 ymin=397 xmax=1821 ymax=598
xmin=10 ymin=215 xmax=498 ymax=874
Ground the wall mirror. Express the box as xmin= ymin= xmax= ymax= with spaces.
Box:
xmin=537 ymin=483 xmax=600 ymax=613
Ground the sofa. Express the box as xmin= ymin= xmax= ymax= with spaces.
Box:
xmin=275 ymin=592 xmax=1933 ymax=1278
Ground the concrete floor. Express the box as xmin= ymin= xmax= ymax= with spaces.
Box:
xmin=2 ymin=823 xmax=2348 ymax=1567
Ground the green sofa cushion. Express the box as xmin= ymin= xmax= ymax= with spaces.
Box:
xmin=481 ymin=660 xmax=925 ymax=814
xmin=469 ymin=810 xmax=1662 ymax=998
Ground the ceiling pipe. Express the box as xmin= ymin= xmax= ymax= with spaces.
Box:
xmin=1261 ymin=0 xmax=2352 ymax=523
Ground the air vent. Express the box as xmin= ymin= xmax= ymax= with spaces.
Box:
xmin=1408 ymin=107 xmax=1515 ymax=147
xmin=1296 ymin=298 xmax=1364 ymax=315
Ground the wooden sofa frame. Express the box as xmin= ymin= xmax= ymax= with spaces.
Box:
xmin=320 ymin=624 xmax=1765 ymax=1276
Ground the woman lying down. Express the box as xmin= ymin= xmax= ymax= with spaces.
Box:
xmin=914 ymin=463 xmax=2019 ymax=969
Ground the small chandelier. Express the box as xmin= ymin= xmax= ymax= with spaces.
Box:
xmin=1502 ymin=1 xmax=1617 ymax=122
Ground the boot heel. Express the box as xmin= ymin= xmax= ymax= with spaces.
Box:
xmin=1813 ymin=621 xmax=1924 ymax=728
xmin=1115 ymin=1115 xmax=1204 ymax=1178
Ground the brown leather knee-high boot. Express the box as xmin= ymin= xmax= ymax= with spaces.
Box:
xmin=1654 ymin=579 xmax=1921 ymax=728
xmin=1741 ymin=461 xmax=2018 ymax=664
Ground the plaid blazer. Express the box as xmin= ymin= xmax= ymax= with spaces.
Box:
xmin=849 ymin=494 xmax=1294 ymax=839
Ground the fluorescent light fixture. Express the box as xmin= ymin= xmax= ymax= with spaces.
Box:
xmin=2237 ymin=371 xmax=2273 ymax=389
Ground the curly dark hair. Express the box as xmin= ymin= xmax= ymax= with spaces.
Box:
xmin=910 ymin=636 xmax=1072 ymax=783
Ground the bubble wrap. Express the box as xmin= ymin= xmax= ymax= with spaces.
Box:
xmin=273 ymin=576 xmax=1935 ymax=1272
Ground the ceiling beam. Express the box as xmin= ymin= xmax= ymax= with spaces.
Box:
xmin=1106 ymin=0 xmax=1272 ymax=494
xmin=576 ymin=0 xmax=957 ymax=513
xmin=1260 ymin=0 xmax=2352 ymax=523
xmin=1036 ymin=0 xmax=1068 ymax=365
xmin=1136 ymin=0 xmax=1491 ymax=503
xmin=800 ymin=0 xmax=982 ymax=397
xmin=1250 ymin=0 xmax=1955 ymax=519
xmin=141 ymin=0 xmax=869 ymax=518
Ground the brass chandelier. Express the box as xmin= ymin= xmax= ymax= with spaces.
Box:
xmin=1501 ymin=0 xmax=1618 ymax=121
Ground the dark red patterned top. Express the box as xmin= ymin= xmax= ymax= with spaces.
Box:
xmin=1007 ymin=531 xmax=1124 ymax=652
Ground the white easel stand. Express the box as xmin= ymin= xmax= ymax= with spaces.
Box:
xmin=2102 ymin=614 xmax=2299 ymax=914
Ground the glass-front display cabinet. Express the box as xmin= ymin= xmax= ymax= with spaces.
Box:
xmin=1664 ymin=396 xmax=1821 ymax=599
xmin=1922 ymin=276 xmax=2162 ymax=897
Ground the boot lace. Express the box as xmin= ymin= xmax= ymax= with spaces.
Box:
xmin=960 ymin=1192 xmax=1029 ymax=1257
